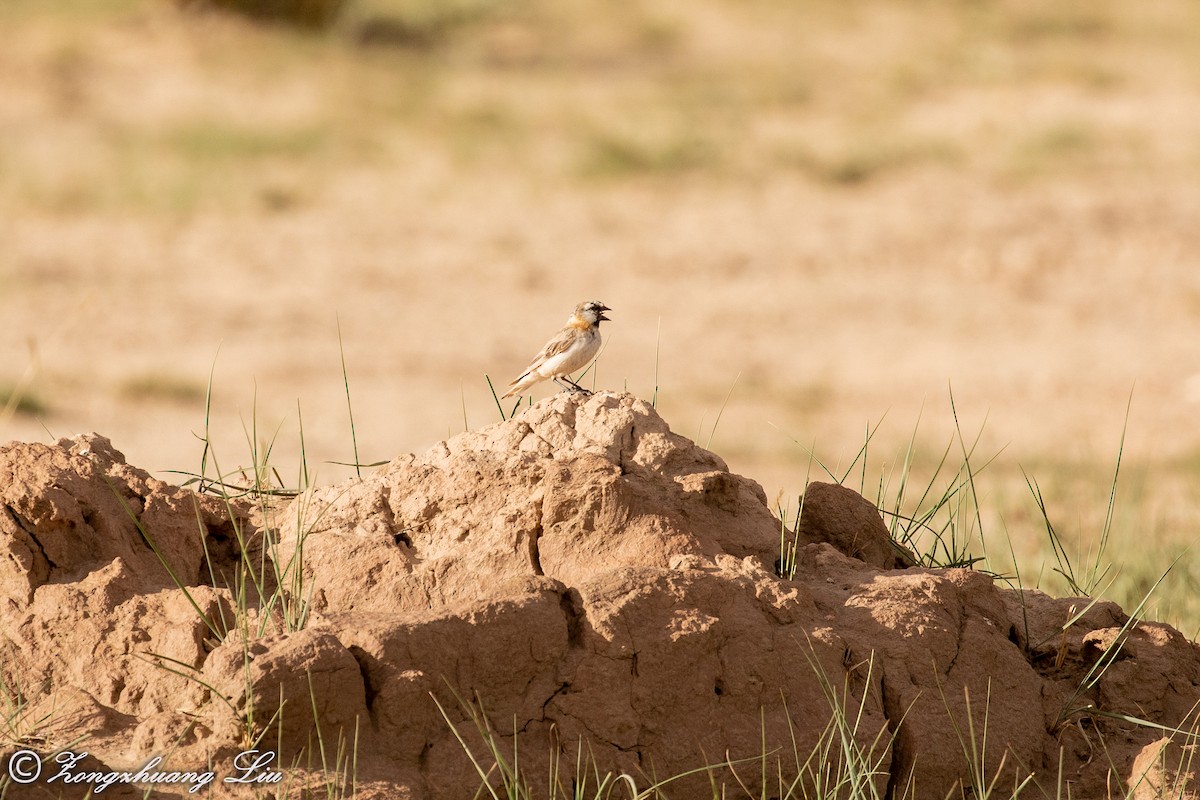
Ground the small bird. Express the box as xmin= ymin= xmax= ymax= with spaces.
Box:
xmin=502 ymin=301 xmax=612 ymax=398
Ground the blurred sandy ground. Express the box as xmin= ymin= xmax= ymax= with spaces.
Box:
xmin=2 ymin=0 xmax=1200 ymax=604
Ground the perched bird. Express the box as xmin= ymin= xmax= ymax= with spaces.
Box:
xmin=502 ymin=301 xmax=612 ymax=398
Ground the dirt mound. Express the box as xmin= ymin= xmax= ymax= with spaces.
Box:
xmin=1 ymin=396 xmax=1198 ymax=798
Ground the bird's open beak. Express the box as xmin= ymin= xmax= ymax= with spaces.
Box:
xmin=598 ymin=304 xmax=611 ymax=322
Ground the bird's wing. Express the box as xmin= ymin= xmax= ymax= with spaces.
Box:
xmin=512 ymin=328 xmax=578 ymax=381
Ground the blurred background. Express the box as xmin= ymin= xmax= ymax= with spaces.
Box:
xmin=3 ymin=0 xmax=1200 ymax=624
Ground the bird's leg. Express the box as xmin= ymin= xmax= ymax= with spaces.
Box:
xmin=562 ymin=376 xmax=592 ymax=395
xmin=551 ymin=376 xmax=589 ymax=394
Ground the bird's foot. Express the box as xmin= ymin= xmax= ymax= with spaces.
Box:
xmin=554 ymin=378 xmax=592 ymax=395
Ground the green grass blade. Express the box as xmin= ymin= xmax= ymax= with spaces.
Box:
xmin=337 ymin=314 xmax=362 ymax=478
xmin=705 ymin=371 xmax=741 ymax=450
xmin=486 ymin=375 xmax=508 ymax=421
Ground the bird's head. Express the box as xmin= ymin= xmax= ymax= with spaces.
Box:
xmin=574 ymin=300 xmax=611 ymax=326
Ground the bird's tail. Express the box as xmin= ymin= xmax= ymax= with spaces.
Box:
xmin=500 ymin=372 xmax=535 ymax=399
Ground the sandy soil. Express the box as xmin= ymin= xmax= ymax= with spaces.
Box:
xmin=3 ymin=0 xmax=1200 ymax=618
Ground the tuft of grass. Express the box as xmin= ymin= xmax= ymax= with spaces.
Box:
xmin=0 ymin=384 xmax=47 ymax=417
xmin=699 ymin=372 xmax=741 ymax=451
xmin=202 ymin=0 xmax=349 ymax=29
xmin=1008 ymin=7 xmax=1113 ymax=42
xmin=344 ymin=0 xmax=500 ymax=47
xmin=165 ymin=123 xmax=329 ymax=162
xmin=1053 ymin=556 xmax=1183 ymax=732
xmin=0 ymin=669 xmax=53 ymax=751
xmin=118 ymin=373 xmax=208 ymax=404
xmin=652 ymin=317 xmax=662 ymax=410
xmin=162 ymin=380 xmax=328 ymax=640
xmin=1007 ymin=122 xmax=1100 ymax=178
xmin=1118 ymin=713 xmax=1200 ymax=799
xmin=486 ymin=374 xmax=524 ymax=422
xmin=873 ymin=413 xmax=992 ymax=571
xmin=143 ymin=658 xmax=362 ymax=797
xmin=935 ymin=678 xmax=1035 ymax=799
xmin=0 ymin=343 xmax=44 ymax=422
xmin=104 ymin=470 xmax=228 ymax=641
xmin=337 ymin=317 xmax=364 ymax=478
xmin=137 ymin=368 xmax=366 ymax=795
xmin=775 ymin=395 xmax=995 ymax=573
xmin=302 ymin=670 xmax=360 ymax=799
xmin=786 ymin=647 xmax=897 ymax=800
xmin=1024 ymin=391 xmax=1132 ymax=598
xmin=776 ymin=445 xmax=817 ymax=581
xmin=580 ymin=127 xmax=717 ymax=179
xmin=785 ymin=138 xmax=961 ymax=186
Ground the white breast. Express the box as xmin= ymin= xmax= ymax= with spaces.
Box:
xmin=538 ymin=330 xmax=600 ymax=378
